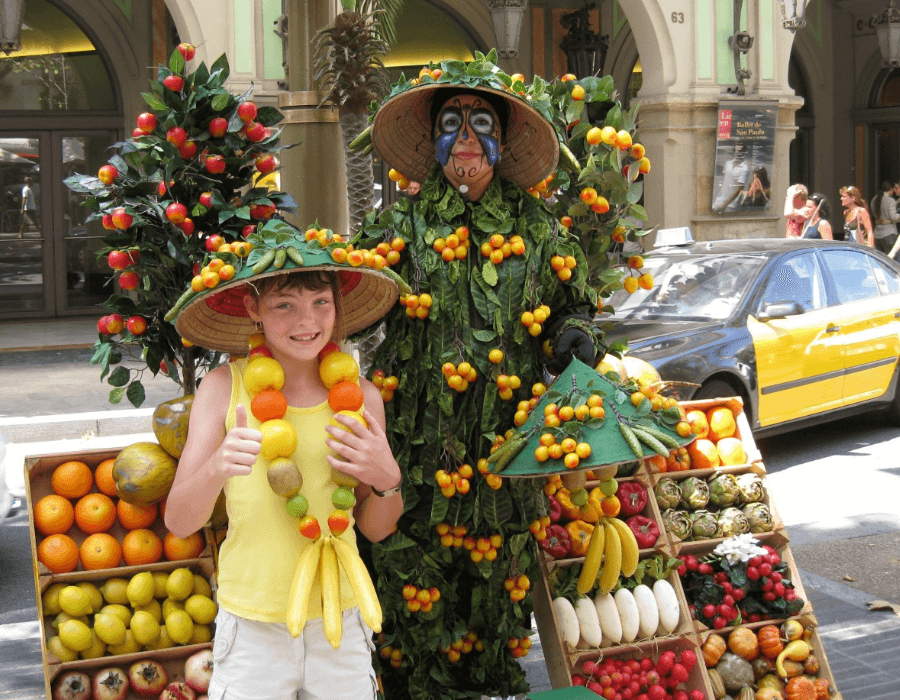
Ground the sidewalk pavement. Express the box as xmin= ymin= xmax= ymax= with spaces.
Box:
xmin=2 ymin=318 xmax=899 ymax=699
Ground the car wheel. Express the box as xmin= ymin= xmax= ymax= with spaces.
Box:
xmin=692 ymin=379 xmax=741 ymax=402
xmin=887 ymin=377 xmax=900 ymax=426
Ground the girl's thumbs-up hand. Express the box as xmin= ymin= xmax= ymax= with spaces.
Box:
xmin=218 ymin=404 xmax=262 ymax=478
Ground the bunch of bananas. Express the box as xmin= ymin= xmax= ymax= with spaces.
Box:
xmin=576 ymin=515 xmax=641 ymax=596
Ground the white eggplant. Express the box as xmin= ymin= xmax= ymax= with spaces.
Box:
xmin=632 ymin=584 xmax=660 ymax=639
xmin=574 ymin=597 xmax=603 ymax=647
xmin=593 ymin=592 xmax=622 ymax=645
xmin=614 ymin=587 xmax=641 ymax=643
xmin=653 ymin=578 xmax=681 ymax=634
xmin=552 ymin=596 xmax=580 ymax=648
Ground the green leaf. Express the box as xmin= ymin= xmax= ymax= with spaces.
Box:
xmin=478 ymin=487 xmax=513 ymax=530
xmin=107 ymin=366 xmax=130 ymax=387
xmin=141 ymin=92 xmax=168 ymax=111
xmin=471 ymin=329 xmax=497 ymax=343
xmin=126 ymin=381 xmax=146 ymax=408
xmin=256 ymin=106 xmax=284 ymax=126
xmin=169 ymin=48 xmax=185 ymax=75
xmin=108 ymin=387 xmax=125 ymax=404
xmin=211 ymin=91 xmax=231 ymax=112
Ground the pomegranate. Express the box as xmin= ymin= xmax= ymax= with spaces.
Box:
xmin=184 ymin=649 xmax=213 ymax=693
xmin=159 ymin=682 xmax=196 ymax=700
xmin=52 ymin=672 xmax=91 ymax=700
xmin=92 ymin=667 xmax=129 ymax=700
xmin=129 ymin=660 xmax=168 ymax=697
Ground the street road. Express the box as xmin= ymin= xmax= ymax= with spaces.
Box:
xmin=1 ymin=412 xmax=899 ymax=698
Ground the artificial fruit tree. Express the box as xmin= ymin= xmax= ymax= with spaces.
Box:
xmin=65 ymin=46 xmax=296 ymax=407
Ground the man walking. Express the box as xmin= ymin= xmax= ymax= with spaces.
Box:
xmin=871 ymin=181 xmax=899 ymax=255
xmin=18 ymin=177 xmax=38 ymax=238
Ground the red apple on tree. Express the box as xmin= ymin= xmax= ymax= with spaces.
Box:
xmin=242 ymin=224 xmax=256 ymax=238
xmin=111 ymin=208 xmax=133 ymax=229
xmin=204 ymin=154 xmax=226 ymax=174
xmin=118 ymin=271 xmax=139 ymax=290
xmin=163 ymin=75 xmax=184 ymax=92
xmin=166 ymin=127 xmax=187 ymax=148
xmin=126 ymin=249 xmax=140 ymax=264
xmin=97 ymin=165 xmax=118 ymax=185
xmin=136 ymin=112 xmax=157 ymax=133
xmin=126 ymin=315 xmax=148 ymax=335
xmin=255 ymin=154 xmax=277 ymax=174
xmin=166 ymin=202 xmax=188 ymax=224
xmin=92 ymin=667 xmax=130 ymax=700
xmin=97 ymin=316 xmax=111 ymax=334
xmin=159 ymin=359 xmax=170 ymax=376
xmin=205 ymin=234 xmax=225 ymax=252
xmin=178 ymin=141 xmax=198 ymax=159
xmin=178 ymin=217 xmax=195 ymax=235
xmin=106 ymin=314 xmax=125 ymax=334
xmin=101 ymin=214 xmax=116 ymax=230
xmin=250 ymin=203 xmax=275 ymax=220
xmin=199 ymin=192 xmax=213 ymax=208
xmin=244 ymin=122 xmax=268 ymax=142
xmin=132 ymin=128 xmax=145 ymax=138
xmin=208 ymin=117 xmax=228 ymax=138
xmin=107 ymin=250 xmax=131 ymax=270
xmin=177 ymin=43 xmax=196 ymax=61
xmin=237 ymin=101 xmax=258 ymax=122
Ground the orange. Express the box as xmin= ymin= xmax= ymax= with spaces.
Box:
xmin=163 ymin=531 xmax=204 ymax=561
xmin=328 ymin=381 xmax=364 ymax=413
xmin=74 ymin=493 xmax=117 ymax=534
xmin=37 ymin=534 xmax=80 ymax=573
xmin=687 ymin=438 xmax=720 ymax=470
xmin=685 ymin=410 xmax=709 ymax=439
xmin=600 ymin=495 xmax=621 ymax=517
xmin=117 ymin=500 xmax=158 ymax=530
xmin=122 ymin=528 xmax=163 ymax=566
xmin=706 ymin=406 xmax=736 ymax=442
xmin=80 ymin=533 xmax=122 ymax=570
xmin=33 ymin=495 xmax=75 ymax=536
xmin=94 ymin=459 xmax=117 ymax=497
xmin=250 ymin=389 xmax=288 ymax=422
xmin=50 ymin=461 xmax=93 ymax=499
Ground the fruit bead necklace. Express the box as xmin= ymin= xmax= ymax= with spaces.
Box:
xmin=241 ymin=332 xmax=382 ymax=646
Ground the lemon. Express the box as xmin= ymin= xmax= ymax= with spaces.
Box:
xmin=165 ymin=609 xmax=194 ymax=644
xmin=244 ymin=356 xmax=285 ymax=394
xmin=190 ymin=624 xmax=213 ymax=644
xmin=319 ymin=351 xmax=358 ymax=388
xmin=144 ymin=627 xmax=175 ymax=651
xmin=192 ymin=574 xmax=212 ymax=598
xmin=46 ymin=635 xmax=79 ymax=662
xmin=161 ymin=598 xmax=184 ymax=619
xmin=260 ymin=419 xmax=298 ymax=459
xmin=53 ymin=612 xmax=89 ymax=630
xmin=41 ymin=583 xmax=66 ymax=616
xmin=107 ymin=629 xmax=141 ymax=656
xmin=134 ymin=598 xmax=162 ymax=623
xmin=99 ymin=604 xmax=132 ymax=627
xmin=152 ymin=571 xmax=170 ymax=599
xmin=127 ymin=571 xmax=155 ymax=607
xmin=330 ymin=410 xmax=368 ymax=434
xmin=59 ymin=586 xmax=93 ymax=617
xmin=80 ymin=630 xmax=106 ymax=659
xmin=100 ymin=577 xmax=130 ymax=605
xmin=93 ymin=612 xmax=126 ymax=645
xmin=166 ymin=568 xmax=195 ymax=601
xmin=77 ymin=582 xmax=104 ymax=613
xmin=184 ymin=594 xmax=218 ymax=625
xmin=58 ymin=619 xmax=93 ymax=651
xmin=130 ymin=610 xmax=161 ymax=646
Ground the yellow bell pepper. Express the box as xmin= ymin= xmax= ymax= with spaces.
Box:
xmin=556 ymin=487 xmax=602 ymax=523
xmin=565 ymin=520 xmax=595 ymax=556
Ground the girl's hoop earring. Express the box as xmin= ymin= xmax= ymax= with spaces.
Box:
xmin=255 ymin=321 xmax=263 ymax=332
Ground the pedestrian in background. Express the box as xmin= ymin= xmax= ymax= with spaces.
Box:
xmin=839 ymin=186 xmax=873 ymax=246
xmin=871 ymin=181 xmax=899 ymax=255
xmin=17 ymin=177 xmax=38 ymax=238
xmin=802 ymin=193 xmax=833 ymax=240
xmin=784 ymin=183 xmax=810 ymax=238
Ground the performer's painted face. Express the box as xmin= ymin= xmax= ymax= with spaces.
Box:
xmin=434 ymin=94 xmax=503 ymax=197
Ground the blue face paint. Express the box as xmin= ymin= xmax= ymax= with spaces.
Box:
xmin=436 ymin=130 xmax=458 ymax=166
xmin=477 ymin=134 xmax=500 ymax=167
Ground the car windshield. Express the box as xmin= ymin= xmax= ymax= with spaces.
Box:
xmin=608 ymin=252 xmax=768 ymax=321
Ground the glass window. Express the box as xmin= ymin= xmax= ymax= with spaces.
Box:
xmin=870 ymin=256 xmax=900 ymax=295
xmin=758 ymin=253 xmax=826 ymax=312
xmin=821 ymin=250 xmax=881 ymax=304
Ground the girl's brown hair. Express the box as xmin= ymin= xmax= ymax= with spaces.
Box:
xmin=840 ymin=185 xmax=868 ymax=212
xmin=247 ymin=270 xmax=345 ymax=342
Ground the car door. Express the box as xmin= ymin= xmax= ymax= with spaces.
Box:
xmin=819 ymin=248 xmax=900 ymax=405
xmin=747 ymin=251 xmax=844 ymax=426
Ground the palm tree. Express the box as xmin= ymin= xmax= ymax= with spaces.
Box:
xmin=314 ymin=0 xmax=403 ymax=233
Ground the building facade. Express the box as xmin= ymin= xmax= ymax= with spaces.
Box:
xmin=0 ymin=0 xmax=896 ymax=321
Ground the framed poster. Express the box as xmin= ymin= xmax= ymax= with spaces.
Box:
xmin=711 ymin=100 xmax=778 ymax=214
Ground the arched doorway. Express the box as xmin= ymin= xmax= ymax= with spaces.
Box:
xmin=788 ymin=50 xmax=813 ymax=192
xmin=868 ymin=68 xmax=900 ymax=192
xmin=0 ymin=0 xmax=121 ymax=319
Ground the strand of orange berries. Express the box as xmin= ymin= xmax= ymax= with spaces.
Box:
xmin=479 ymin=232 xmax=526 ymax=264
xmin=434 ymin=226 xmax=472 ymax=261
xmin=520 ymin=304 xmax=551 ymax=338
xmin=621 ymin=253 xmax=654 ymax=294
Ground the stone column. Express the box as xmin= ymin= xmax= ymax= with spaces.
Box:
xmin=279 ymin=0 xmax=348 ymax=232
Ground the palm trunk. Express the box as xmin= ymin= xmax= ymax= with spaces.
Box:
xmin=340 ymin=110 xmax=375 ymax=233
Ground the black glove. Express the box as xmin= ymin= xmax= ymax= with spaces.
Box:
xmin=544 ymin=313 xmax=602 ymax=374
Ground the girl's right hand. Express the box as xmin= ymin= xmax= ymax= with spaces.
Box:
xmin=216 ymin=404 xmax=261 ymax=478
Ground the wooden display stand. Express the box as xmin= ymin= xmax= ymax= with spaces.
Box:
xmin=532 ymin=397 xmax=841 ymax=698
xmin=24 ymin=446 xmax=217 ymax=699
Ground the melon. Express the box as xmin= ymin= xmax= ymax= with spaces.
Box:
xmin=113 ymin=442 xmax=177 ymax=505
xmin=152 ymin=395 xmax=194 ymax=458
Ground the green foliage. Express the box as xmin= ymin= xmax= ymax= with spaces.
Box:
xmin=65 ymin=50 xmax=297 ymax=406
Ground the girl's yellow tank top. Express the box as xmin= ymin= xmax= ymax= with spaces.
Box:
xmin=215 ymin=358 xmax=358 ymax=623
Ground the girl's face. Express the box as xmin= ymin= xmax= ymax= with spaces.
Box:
xmin=245 ymin=285 xmax=336 ymax=363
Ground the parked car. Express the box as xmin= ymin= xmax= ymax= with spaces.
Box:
xmin=604 ymin=238 xmax=900 ymax=437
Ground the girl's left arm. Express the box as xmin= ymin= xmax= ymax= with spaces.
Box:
xmin=325 ymin=379 xmax=402 ymax=542
xmin=860 ymin=209 xmax=874 ymax=246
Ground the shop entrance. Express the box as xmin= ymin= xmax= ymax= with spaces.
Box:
xmin=0 ymin=130 xmax=119 ymax=318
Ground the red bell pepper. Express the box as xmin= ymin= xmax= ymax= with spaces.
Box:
xmin=618 ymin=481 xmax=648 ymax=517
xmin=548 ymin=494 xmax=563 ymax=523
xmin=538 ymin=524 xmax=571 ymax=559
xmin=626 ymin=514 xmax=660 ymax=549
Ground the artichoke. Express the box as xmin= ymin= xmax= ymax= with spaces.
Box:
xmin=662 ymin=508 xmax=693 ymax=541
xmin=717 ymin=507 xmax=750 ymax=537
xmin=679 ymin=477 xmax=710 ymax=510
xmin=741 ymin=503 xmax=775 ymax=533
xmin=690 ymin=510 xmax=721 ymax=540
xmin=735 ymin=473 xmax=765 ymax=503
xmin=654 ymin=478 xmax=682 ymax=510
xmin=707 ymin=473 xmax=740 ymax=508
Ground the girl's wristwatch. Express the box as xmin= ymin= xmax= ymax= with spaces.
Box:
xmin=372 ymin=482 xmax=402 ymax=498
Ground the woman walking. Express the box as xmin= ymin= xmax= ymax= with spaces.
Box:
xmin=839 ymin=186 xmax=873 ymax=246
xmin=802 ymin=193 xmax=833 ymax=240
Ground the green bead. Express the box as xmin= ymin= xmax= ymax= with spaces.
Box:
xmin=332 ymin=487 xmax=356 ymax=510
xmin=570 ymin=487 xmax=588 ymax=507
xmin=599 ymin=478 xmax=618 ymax=496
xmin=285 ymin=494 xmax=309 ymax=518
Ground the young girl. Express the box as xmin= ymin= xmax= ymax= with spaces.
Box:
xmin=166 ymin=224 xmax=400 ymax=700
xmin=783 ymin=183 xmax=810 ymax=238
